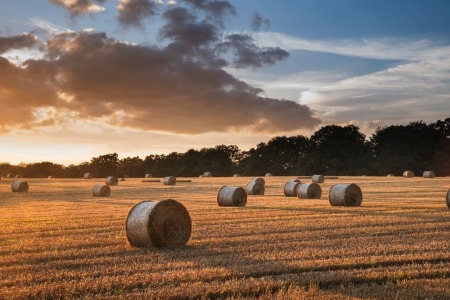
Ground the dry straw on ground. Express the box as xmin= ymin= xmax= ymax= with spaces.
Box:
xmin=126 ymin=199 xmax=192 ymax=248
xmin=245 ymin=181 xmax=265 ymax=195
xmin=163 ymin=176 xmax=176 ymax=186
xmin=284 ymin=181 xmax=300 ymax=197
xmin=329 ymin=183 xmax=362 ymax=206
xmin=105 ymin=176 xmax=119 ymax=186
xmin=312 ymin=175 xmax=325 ymax=183
xmin=92 ymin=184 xmax=111 ymax=197
xmin=83 ymin=173 xmax=93 ymax=179
xmin=423 ymin=171 xmax=435 ymax=178
xmin=297 ymin=183 xmax=322 ymax=199
xmin=11 ymin=180 xmax=29 ymax=192
xmin=403 ymin=171 xmax=414 ymax=178
xmin=217 ymin=186 xmax=247 ymax=207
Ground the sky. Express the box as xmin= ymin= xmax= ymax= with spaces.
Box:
xmin=0 ymin=0 xmax=449 ymax=165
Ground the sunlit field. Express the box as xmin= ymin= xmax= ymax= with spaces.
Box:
xmin=1 ymin=176 xmax=449 ymax=299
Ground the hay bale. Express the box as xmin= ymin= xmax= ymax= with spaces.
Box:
xmin=84 ymin=173 xmax=93 ymax=179
xmin=92 ymin=184 xmax=111 ymax=197
xmin=284 ymin=181 xmax=300 ymax=197
xmin=297 ymin=183 xmax=322 ymax=199
xmin=329 ymin=183 xmax=362 ymax=206
xmin=145 ymin=173 xmax=153 ymax=178
xmin=125 ymin=199 xmax=191 ymax=248
xmin=447 ymin=189 xmax=450 ymax=208
xmin=265 ymin=173 xmax=273 ymax=177
xmin=120 ymin=178 xmax=126 ymax=181
xmin=233 ymin=174 xmax=240 ymax=177
xmin=387 ymin=174 xmax=394 ymax=177
xmin=6 ymin=173 xmax=12 ymax=178
xmin=48 ymin=176 xmax=53 ymax=179
xmin=203 ymin=172 xmax=212 ymax=177
xmin=250 ymin=177 xmax=265 ymax=186
xmin=163 ymin=176 xmax=176 ymax=186
xmin=423 ymin=171 xmax=435 ymax=178
xmin=105 ymin=176 xmax=119 ymax=186
xmin=245 ymin=181 xmax=265 ymax=195
xmin=403 ymin=171 xmax=414 ymax=178
xmin=11 ymin=181 xmax=29 ymax=192
xmin=217 ymin=186 xmax=247 ymax=207
xmin=312 ymin=175 xmax=325 ymax=183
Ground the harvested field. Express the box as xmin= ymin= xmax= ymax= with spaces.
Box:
xmin=1 ymin=176 xmax=450 ymax=299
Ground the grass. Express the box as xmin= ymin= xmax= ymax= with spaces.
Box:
xmin=0 ymin=176 xmax=449 ymax=299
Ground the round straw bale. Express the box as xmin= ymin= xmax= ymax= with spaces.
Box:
xmin=84 ymin=173 xmax=93 ymax=179
xmin=297 ymin=183 xmax=322 ymax=199
xmin=245 ymin=181 xmax=265 ymax=195
xmin=11 ymin=181 xmax=29 ymax=192
xmin=312 ymin=175 xmax=325 ymax=183
xmin=105 ymin=176 xmax=119 ymax=186
xmin=403 ymin=171 xmax=414 ymax=178
xmin=163 ymin=176 xmax=176 ymax=186
xmin=203 ymin=172 xmax=212 ymax=177
xmin=145 ymin=173 xmax=153 ymax=178
xmin=284 ymin=181 xmax=300 ymax=197
xmin=387 ymin=174 xmax=394 ymax=177
xmin=6 ymin=173 xmax=12 ymax=178
xmin=233 ymin=174 xmax=240 ymax=177
xmin=265 ymin=173 xmax=273 ymax=177
xmin=250 ymin=177 xmax=265 ymax=186
xmin=92 ymin=184 xmax=111 ymax=197
xmin=447 ymin=189 xmax=450 ymax=208
xmin=126 ymin=199 xmax=191 ymax=248
xmin=329 ymin=184 xmax=362 ymax=206
xmin=48 ymin=176 xmax=53 ymax=179
xmin=423 ymin=171 xmax=435 ymax=178
xmin=217 ymin=186 xmax=247 ymax=207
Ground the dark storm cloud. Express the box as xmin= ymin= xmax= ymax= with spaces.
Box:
xmin=0 ymin=33 xmax=38 ymax=54
xmin=50 ymin=0 xmax=107 ymax=16
xmin=251 ymin=12 xmax=270 ymax=31
xmin=0 ymin=0 xmax=320 ymax=134
xmin=117 ymin=0 xmax=159 ymax=28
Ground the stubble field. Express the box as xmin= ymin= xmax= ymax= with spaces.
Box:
xmin=1 ymin=176 xmax=449 ymax=299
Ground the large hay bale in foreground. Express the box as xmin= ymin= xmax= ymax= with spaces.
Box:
xmin=126 ymin=199 xmax=191 ymax=248
xmin=284 ymin=181 xmax=300 ymax=197
xmin=92 ymin=184 xmax=111 ymax=197
xmin=217 ymin=186 xmax=247 ymax=207
xmin=329 ymin=184 xmax=362 ymax=206
xmin=447 ymin=189 xmax=450 ymax=208
xmin=245 ymin=181 xmax=265 ymax=195
xmin=312 ymin=175 xmax=325 ymax=183
xmin=11 ymin=181 xmax=29 ymax=192
xmin=145 ymin=173 xmax=153 ymax=178
xmin=403 ymin=171 xmax=414 ymax=178
xmin=203 ymin=172 xmax=212 ymax=177
xmin=163 ymin=176 xmax=176 ymax=185
xmin=84 ymin=173 xmax=93 ymax=179
xmin=250 ymin=177 xmax=265 ymax=186
xmin=105 ymin=176 xmax=119 ymax=186
xmin=297 ymin=183 xmax=322 ymax=199
xmin=423 ymin=171 xmax=435 ymax=178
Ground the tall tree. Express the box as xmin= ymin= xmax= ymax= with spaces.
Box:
xmin=90 ymin=153 xmax=119 ymax=177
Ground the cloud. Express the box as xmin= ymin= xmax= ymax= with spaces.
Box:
xmin=251 ymin=12 xmax=270 ymax=31
xmin=0 ymin=33 xmax=38 ymax=54
xmin=50 ymin=0 xmax=106 ymax=16
xmin=117 ymin=0 xmax=160 ymax=28
xmin=0 ymin=1 xmax=320 ymax=135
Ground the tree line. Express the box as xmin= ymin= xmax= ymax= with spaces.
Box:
xmin=1 ymin=118 xmax=449 ymax=178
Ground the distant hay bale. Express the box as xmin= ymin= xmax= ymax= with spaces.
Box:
xmin=199 ymin=175 xmax=203 ymax=178
xmin=48 ymin=176 xmax=53 ymax=179
xmin=145 ymin=174 xmax=153 ymax=178
xmin=265 ymin=173 xmax=273 ymax=177
xmin=84 ymin=173 xmax=93 ymax=179
xmin=163 ymin=176 xmax=176 ymax=186
xmin=387 ymin=174 xmax=395 ymax=177
xmin=92 ymin=184 xmax=111 ymax=197
xmin=329 ymin=184 xmax=362 ymax=206
xmin=447 ymin=189 xmax=450 ymax=208
xmin=250 ymin=177 xmax=265 ymax=186
xmin=126 ymin=199 xmax=191 ymax=248
xmin=233 ymin=174 xmax=240 ymax=177
xmin=245 ymin=181 xmax=265 ymax=195
xmin=423 ymin=171 xmax=435 ymax=178
xmin=217 ymin=186 xmax=247 ymax=207
xmin=284 ymin=181 xmax=300 ymax=197
xmin=120 ymin=178 xmax=126 ymax=181
xmin=203 ymin=172 xmax=212 ymax=177
xmin=105 ymin=176 xmax=119 ymax=186
xmin=15 ymin=175 xmax=22 ymax=179
xmin=312 ymin=175 xmax=325 ymax=183
xmin=403 ymin=171 xmax=414 ymax=178
xmin=6 ymin=173 xmax=12 ymax=178
xmin=297 ymin=183 xmax=322 ymax=199
xmin=11 ymin=181 xmax=29 ymax=192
